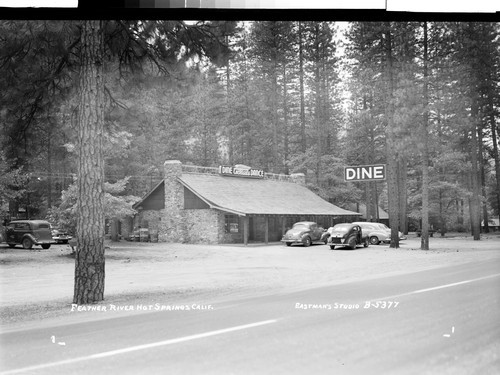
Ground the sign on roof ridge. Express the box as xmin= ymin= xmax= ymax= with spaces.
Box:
xmin=219 ymin=165 xmax=265 ymax=179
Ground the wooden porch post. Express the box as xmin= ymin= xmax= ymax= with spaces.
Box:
xmin=243 ymin=216 xmax=249 ymax=246
xmin=264 ymin=216 xmax=269 ymax=244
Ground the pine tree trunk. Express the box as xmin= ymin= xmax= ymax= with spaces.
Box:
xmin=225 ymin=46 xmax=233 ymax=165
xmin=283 ymin=63 xmax=289 ymax=174
xmin=47 ymin=127 xmax=53 ymax=209
xmin=73 ymin=20 xmax=106 ymax=304
xmin=470 ymin=98 xmax=481 ymax=240
xmin=110 ymin=218 xmax=119 ymax=242
xmin=298 ymin=21 xmax=306 ymax=154
xmin=420 ymin=21 xmax=430 ymax=250
xmin=314 ymin=24 xmax=322 ymax=185
xmin=489 ymin=96 xmax=500 ymax=218
xmin=478 ymin=124 xmax=489 ymax=233
xmin=367 ymin=103 xmax=377 ymax=222
xmin=384 ymin=22 xmax=400 ymax=248
xmin=398 ymin=157 xmax=408 ymax=234
xmin=272 ymin=69 xmax=279 ymax=171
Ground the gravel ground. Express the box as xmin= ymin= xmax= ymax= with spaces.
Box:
xmin=1 ymin=233 xmax=499 ymax=328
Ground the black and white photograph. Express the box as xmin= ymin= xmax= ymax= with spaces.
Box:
xmin=1 ymin=2 xmax=499 ymax=374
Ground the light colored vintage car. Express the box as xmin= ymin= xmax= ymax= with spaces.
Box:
xmin=281 ymin=221 xmax=328 ymax=247
xmin=352 ymin=222 xmax=406 ymax=245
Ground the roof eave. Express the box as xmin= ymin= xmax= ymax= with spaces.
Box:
xmin=133 ymin=180 xmax=164 ymax=209
xmin=179 ymin=177 xmax=246 ymax=216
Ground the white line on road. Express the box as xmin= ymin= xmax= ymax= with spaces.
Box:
xmin=0 ymin=319 xmax=277 ymax=374
xmin=386 ymin=273 xmax=500 ymax=299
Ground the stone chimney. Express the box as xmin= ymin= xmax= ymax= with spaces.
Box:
xmin=161 ymin=160 xmax=184 ymax=242
xmin=290 ymin=172 xmax=306 ymax=186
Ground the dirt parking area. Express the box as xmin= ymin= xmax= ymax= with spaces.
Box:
xmin=1 ymin=233 xmax=500 ymax=327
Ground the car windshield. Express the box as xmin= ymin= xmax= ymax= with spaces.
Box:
xmin=361 ymin=225 xmax=375 ymax=230
xmin=292 ymin=223 xmax=309 ymax=230
xmin=331 ymin=224 xmax=350 ymax=233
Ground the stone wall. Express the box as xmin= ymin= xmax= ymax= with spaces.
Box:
xmin=137 ymin=210 xmax=161 ymax=229
xmin=183 ymin=209 xmax=220 ymax=244
xmin=289 ymin=173 xmax=306 ymax=185
xmin=216 ymin=211 xmax=243 ymax=243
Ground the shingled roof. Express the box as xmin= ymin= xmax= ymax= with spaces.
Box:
xmin=179 ymin=173 xmax=360 ymax=216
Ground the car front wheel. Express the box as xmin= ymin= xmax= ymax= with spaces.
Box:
xmin=349 ymin=238 xmax=357 ymax=250
xmin=41 ymin=244 xmax=51 ymax=249
xmin=370 ymin=236 xmax=380 ymax=245
xmin=285 ymin=242 xmax=292 ymax=247
xmin=303 ymin=236 xmax=311 ymax=247
xmin=329 ymin=245 xmax=335 ymax=250
xmin=22 ymin=238 xmax=33 ymax=249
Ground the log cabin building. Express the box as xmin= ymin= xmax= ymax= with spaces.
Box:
xmin=132 ymin=160 xmax=361 ymax=244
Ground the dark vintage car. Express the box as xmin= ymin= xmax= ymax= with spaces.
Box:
xmin=281 ymin=221 xmax=328 ymax=247
xmin=51 ymin=228 xmax=73 ymax=244
xmin=327 ymin=223 xmax=369 ymax=250
xmin=5 ymin=220 xmax=56 ymax=249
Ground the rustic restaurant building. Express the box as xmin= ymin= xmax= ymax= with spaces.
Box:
xmin=132 ymin=160 xmax=361 ymax=244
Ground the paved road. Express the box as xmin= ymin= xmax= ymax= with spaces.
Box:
xmin=1 ymin=258 xmax=499 ymax=375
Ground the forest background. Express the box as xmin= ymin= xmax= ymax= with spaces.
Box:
xmin=1 ymin=20 xmax=499 ymax=239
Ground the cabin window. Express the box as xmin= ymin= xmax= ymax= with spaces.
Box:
xmin=14 ymin=223 xmax=30 ymax=230
xmin=225 ymin=215 xmax=239 ymax=233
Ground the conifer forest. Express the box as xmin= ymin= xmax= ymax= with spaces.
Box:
xmin=1 ymin=20 xmax=499 ymax=242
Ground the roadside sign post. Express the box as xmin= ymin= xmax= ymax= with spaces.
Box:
xmin=344 ymin=164 xmax=386 ymax=222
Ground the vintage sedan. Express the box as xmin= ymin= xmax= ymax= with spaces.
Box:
xmin=352 ymin=222 xmax=390 ymax=245
xmin=353 ymin=222 xmax=406 ymax=245
xmin=51 ymin=228 xmax=72 ymax=244
xmin=5 ymin=220 xmax=56 ymax=249
xmin=327 ymin=223 xmax=369 ymax=250
xmin=281 ymin=221 xmax=327 ymax=247
xmin=374 ymin=222 xmax=407 ymax=241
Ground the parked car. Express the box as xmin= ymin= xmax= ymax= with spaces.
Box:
xmin=4 ymin=220 xmax=56 ymax=249
xmin=352 ymin=222 xmax=390 ymax=245
xmin=352 ymin=222 xmax=406 ymax=245
xmin=51 ymin=227 xmax=72 ymax=244
xmin=281 ymin=221 xmax=327 ymax=247
xmin=327 ymin=223 xmax=369 ymax=250
xmin=373 ymin=222 xmax=407 ymax=241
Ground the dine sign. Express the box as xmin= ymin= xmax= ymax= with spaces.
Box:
xmin=344 ymin=164 xmax=386 ymax=182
